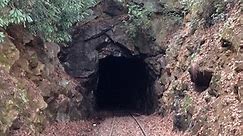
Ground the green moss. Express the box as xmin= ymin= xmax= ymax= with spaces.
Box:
xmin=0 ymin=97 xmax=20 ymax=134
xmin=0 ymin=53 xmax=9 ymax=66
xmin=0 ymin=77 xmax=30 ymax=134
xmin=220 ymin=27 xmax=234 ymax=41
xmin=0 ymin=38 xmax=19 ymax=73
xmin=182 ymin=95 xmax=192 ymax=113
xmin=219 ymin=16 xmax=242 ymax=51
xmin=0 ymin=81 xmax=6 ymax=90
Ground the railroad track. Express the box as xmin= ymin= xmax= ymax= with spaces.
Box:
xmin=109 ymin=112 xmax=147 ymax=136
xmin=109 ymin=113 xmax=115 ymax=136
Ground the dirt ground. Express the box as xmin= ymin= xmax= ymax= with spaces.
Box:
xmin=11 ymin=112 xmax=182 ymax=136
xmin=41 ymin=112 xmax=182 ymax=136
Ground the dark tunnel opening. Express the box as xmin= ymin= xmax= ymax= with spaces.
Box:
xmin=95 ymin=56 xmax=155 ymax=114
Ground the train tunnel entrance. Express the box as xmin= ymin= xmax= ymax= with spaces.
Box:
xmin=95 ymin=56 xmax=155 ymax=114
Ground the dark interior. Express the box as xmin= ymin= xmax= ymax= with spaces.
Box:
xmin=95 ymin=56 xmax=153 ymax=113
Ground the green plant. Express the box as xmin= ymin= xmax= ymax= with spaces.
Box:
xmin=124 ymin=2 xmax=152 ymax=38
xmin=182 ymin=95 xmax=192 ymax=113
xmin=0 ymin=32 xmax=5 ymax=43
xmin=0 ymin=0 xmax=96 ymax=43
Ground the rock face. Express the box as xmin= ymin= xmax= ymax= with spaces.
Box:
xmin=59 ymin=0 xmax=165 ymax=115
xmin=160 ymin=1 xmax=243 ymax=136
xmin=0 ymin=31 xmax=47 ymax=135
xmin=0 ymin=26 xmax=84 ymax=135
xmin=61 ymin=17 xmax=160 ymax=78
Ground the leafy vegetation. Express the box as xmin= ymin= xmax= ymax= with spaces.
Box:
xmin=123 ymin=2 xmax=152 ymax=38
xmin=0 ymin=0 xmax=96 ymax=43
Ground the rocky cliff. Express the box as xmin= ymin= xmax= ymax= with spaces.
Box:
xmin=0 ymin=26 xmax=85 ymax=135
xmin=0 ymin=0 xmax=242 ymax=136
xmin=161 ymin=1 xmax=242 ymax=135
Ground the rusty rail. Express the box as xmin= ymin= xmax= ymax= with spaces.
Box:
xmin=109 ymin=112 xmax=147 ymax=136
xmin=109 ymin=114 xmax=115 ymax=136
xmin=130 ymin=113 xmax=147 ymax=136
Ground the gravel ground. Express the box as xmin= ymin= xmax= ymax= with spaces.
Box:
xmin=39 ymin=112 xmax=182 ymax=136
